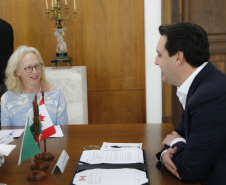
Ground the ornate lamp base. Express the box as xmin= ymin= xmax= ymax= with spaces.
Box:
xmin=37 ymin=152 xmax=54 ymax=161
xmin=51 ymin=53 xmax=72 ymax=68
xmin=27 ymin=170 xmax=47 ymax=181
xmin=31 ymin=160 xmax=49 ymax=170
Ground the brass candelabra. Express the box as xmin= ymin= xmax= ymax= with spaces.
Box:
xmin=46 ymin=0 xmax=77 ymax=29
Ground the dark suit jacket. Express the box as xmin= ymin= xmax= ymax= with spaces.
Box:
xmin=156 ymin=62 xmax=226 ymax=185
xmin=0 ymin=18 xmax=14 ymax=90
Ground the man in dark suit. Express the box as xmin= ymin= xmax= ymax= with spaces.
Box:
xmin=155 ymin=22 xmax=226 ymax=185
xmin=0 ymin=18 xmax=14 ymax=97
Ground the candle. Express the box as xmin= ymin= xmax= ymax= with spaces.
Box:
xmin=51 ymin=0 xmax=53 ymax=8
xmin=45 ymin=0 xmax=49 ymax=9
xmin=55 ymin=0 xmax=57 ymax=5
xmin=65 ymin=0 xmax=67 ymax=5
xmin=74 ymin=0 xmax=76 ymax=10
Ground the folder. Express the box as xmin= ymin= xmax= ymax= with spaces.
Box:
xmin=70 ymin=150 xmax=150 ymax=185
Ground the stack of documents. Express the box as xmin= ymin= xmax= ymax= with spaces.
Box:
xmin=0 ymin=129 xmax=24 ymax=144
xmin=71 ymin=142 xmax=150 ymax=185
xmin=80 ymin=149 xmax=144 ymax=164
xmin=0 ymin=129 xmax=23 ymax=156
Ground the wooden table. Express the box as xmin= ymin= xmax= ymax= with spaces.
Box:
xmin=0 ymin=124 xmax=200 ymax=185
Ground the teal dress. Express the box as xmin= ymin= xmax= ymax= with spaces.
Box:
xmin=1 ymin=88 xmax=68 ymax=126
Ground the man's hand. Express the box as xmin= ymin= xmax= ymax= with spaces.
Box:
xmin=162 ymin=147 xmax=181 ymax=180
xmin=162 ymin=131 xmax=182 ymax=146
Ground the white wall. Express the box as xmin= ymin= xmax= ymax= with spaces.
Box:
xmin=144 ymin=0 xmax=162 ymax=123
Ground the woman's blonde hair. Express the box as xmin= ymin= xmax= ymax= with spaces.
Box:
xmin=5 ymin=46 xmax=50 ymax=93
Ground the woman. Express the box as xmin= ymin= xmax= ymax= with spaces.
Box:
xmin=1 ymin=46 xmax=68 ymax=126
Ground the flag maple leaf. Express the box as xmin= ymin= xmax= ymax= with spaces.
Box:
xmin=38 ymin=99 xmax=56 ymax=141
xmin=39 ymin=114 xmax=45 ymax=127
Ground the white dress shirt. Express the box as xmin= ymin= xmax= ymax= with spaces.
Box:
xmin=176 ymin=62 xmax=208 ymax=110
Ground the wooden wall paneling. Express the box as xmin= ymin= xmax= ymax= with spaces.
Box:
xmin=182 ymin=0 xmax=226 ymax=55
xmin=210 ymin=54 xmax=226 ymax=64
xmin=161 ymin=0 xmax=173 ymax=123
xmin=0 ymin=0 xmax=145 ymax=124
xmin=88 ymin=90 xmax=146 ymax=124
xmin=161 ymin=0 xmax=172 ymax=24
xmin=77 ymin=0 xmax=145 ymax=91
xmin=213 ymin=62 xmax=226 ymax=73
xmin=77 ymin=0 xmax=145 ymax=124
xmin=162 ymin=83 xmax=172 ymax=123
xmin=210 ymin=54 xmax=226 ymax=73
xmin=0 ymin=0 xmax=59 ymax=66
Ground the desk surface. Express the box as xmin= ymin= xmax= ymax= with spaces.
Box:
xmin=0 ymin=124 xmax=200 ymax=185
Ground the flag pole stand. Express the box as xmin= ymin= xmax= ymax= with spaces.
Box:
xmin=38 ymin=140 xmax=54 ymax=160
xmin=30 ymin=160 xmax=49 ymax=170
xmin=31 ymin=155 xmax=49 ymax=170
xmin=27 ymin=94 xmax=48 ymax=180
xmin=38 ymin=152 xmax=54 ymax=161
xmin=27 ymin=169 xmax=47 ymax=181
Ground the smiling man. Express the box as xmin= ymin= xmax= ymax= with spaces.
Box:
xmin=155 ymin=22 xmax=226 ymax=185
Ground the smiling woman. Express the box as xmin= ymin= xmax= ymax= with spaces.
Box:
xmin=0 ymin=46 xmax=68 ymax=126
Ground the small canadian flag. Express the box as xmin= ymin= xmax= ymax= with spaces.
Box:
xmin=39 ymin=99 xmax=56 ymax=141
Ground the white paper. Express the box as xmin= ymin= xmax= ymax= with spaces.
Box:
xmin=0 ymin=129 xmax=24 ymax=144
xmin=9 ymin=129 xmax=24 ymax=138
xmin=0 ymin=129 xmax=24 ymax=138
xmin=0 ymin=130 xmax=12 ymax=139
xmin=73 ymin=168 xmax=148 ymax=185
xmin=101 ymin=142 xmax=142 ymax=151
xmin=0 ymin=134 xmax=14 ymax=144
xmin=50 ymin=125 xmax=64 ymax=137
xmin=51 ymin=150 xmax=69 ymax=174
xmin=0 ymin=144 xmax=16 ymax=156
xmin=80 ymin=150 xmax=144 ymax=164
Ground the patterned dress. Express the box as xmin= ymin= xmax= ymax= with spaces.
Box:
xmin=1 ymin=88 xmax=68 ymax=126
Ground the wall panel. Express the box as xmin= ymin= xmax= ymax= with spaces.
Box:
xmin=88 ymin=90 xmax=146 ymax=124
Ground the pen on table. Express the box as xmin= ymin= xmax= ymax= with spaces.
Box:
xmin=10 ymin=131 xmax=14 ymax=136
xmin=111 ymin=145 xmax=140 ymax=148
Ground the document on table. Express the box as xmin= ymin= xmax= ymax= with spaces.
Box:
xmin=72 ymin=168 xmax=148 ymax=185
xmin=0 ymin=129 xmax=24 ymax=138
xmin=0 ymin=129 xmax=24 ymax=144
xmin=100 ymin=142 xmax=142 ymax=150
xmin=0 ymin=144 xmax=16 ymax=156
xmin=80 ymin=150 xmax=144 ymax=164
xmin=0 ymin=130 xmax=12 ymax=138
xmin=0 ymin=131 xmax=13 ymax=144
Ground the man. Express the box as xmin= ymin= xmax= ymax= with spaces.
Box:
xmin=155 ymin=22 xmax=226 ymax=185
xmin=0 ymin=18 xmax=14 ymax=97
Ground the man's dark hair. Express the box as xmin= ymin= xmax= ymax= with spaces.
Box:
xmin=159 ymin=22 xmax=210 ymax=67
